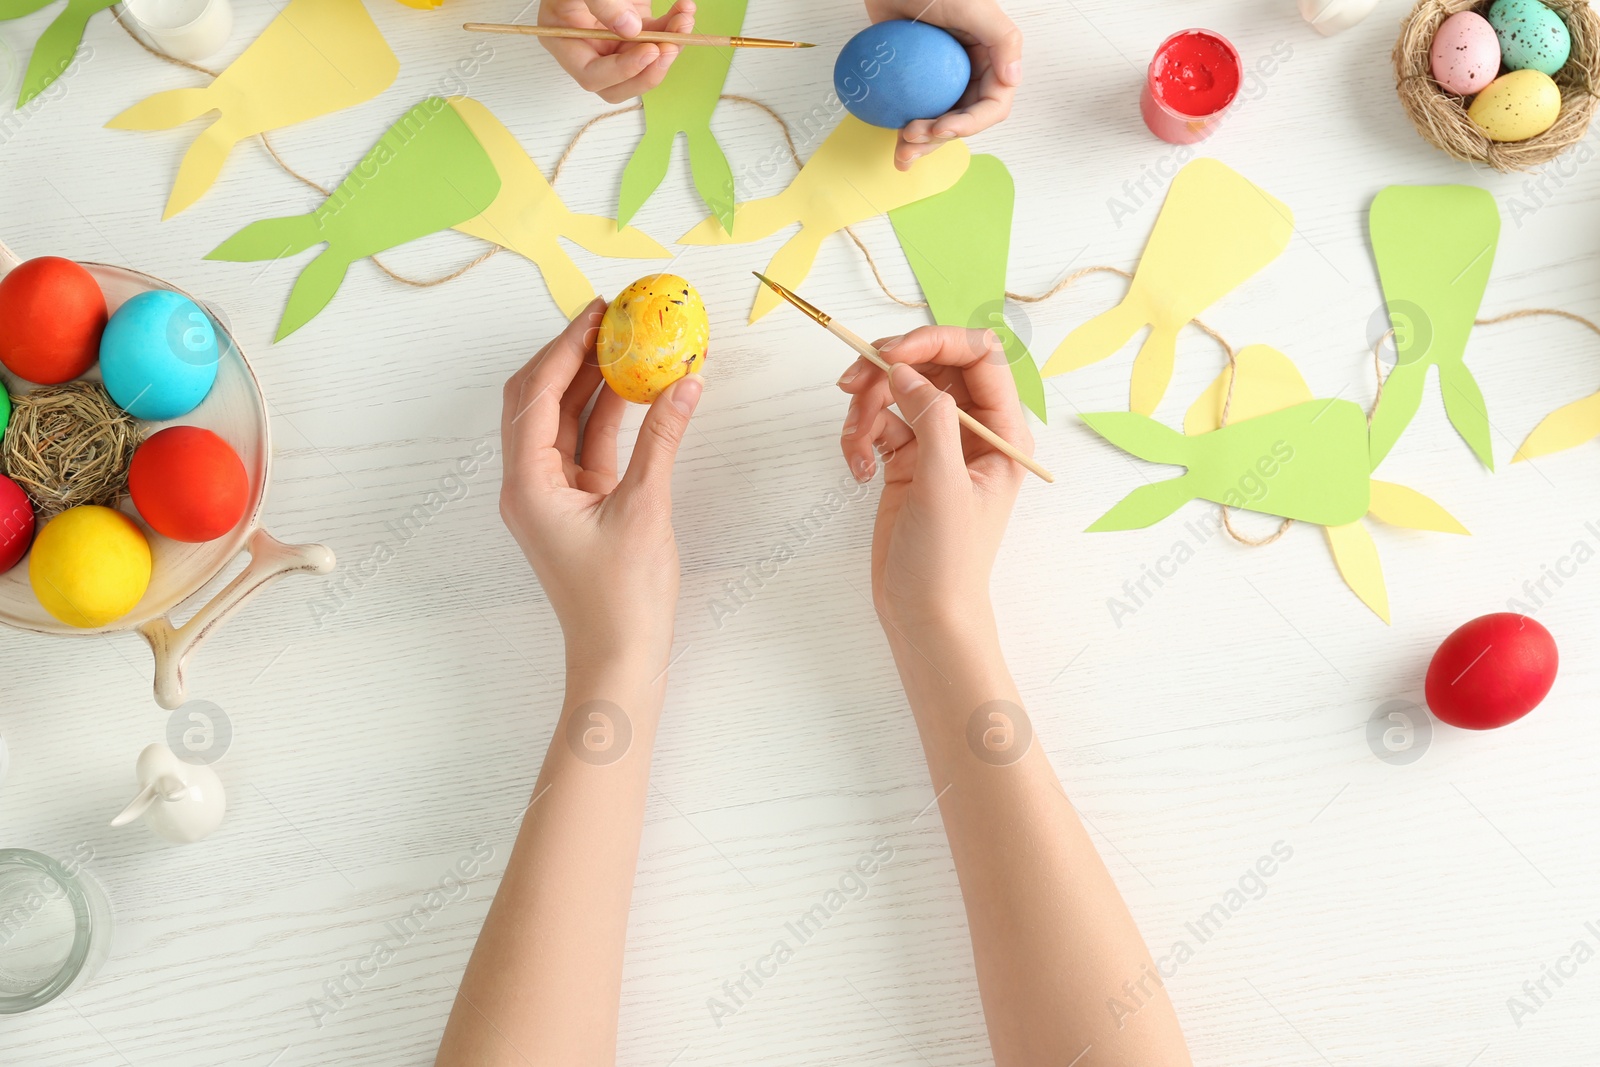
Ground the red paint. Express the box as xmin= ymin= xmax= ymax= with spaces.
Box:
xmin=129 ymin=427 xmax=249 ymax=543
xmin=1425 ymin=613 xmax=1558 ymax=730
xmin=0 ymin=474 xmax=34 ymax=573
xmin=0 ymin=257 xmax=107 ymax=385
xmin=1141 ymin=30 xmax=1242 ymax=145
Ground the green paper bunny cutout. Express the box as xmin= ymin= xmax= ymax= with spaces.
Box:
xmin=889 ymin=154 xmax=1046 ymax=422
xmin=207 ymin=98 xmax=502 ymax=342
xmin=617 ymin=0 xmax=747 ymax=234
xmin=0 ymin=0 xmax=116 ymax=107
xmin=1082 ymin=345 xmax=1467 ymax=622
xmin=1368 ymin=185 xmax=1500 ymax=471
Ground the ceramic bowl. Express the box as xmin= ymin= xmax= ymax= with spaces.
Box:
xmin=0 ymin=241 xmax=333 ymax=709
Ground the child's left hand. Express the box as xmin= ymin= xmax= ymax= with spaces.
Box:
xmin=863 ymin=0 xmax=1023 ymax=170
xmin=499 ymin=300 xmax=703 ymax=669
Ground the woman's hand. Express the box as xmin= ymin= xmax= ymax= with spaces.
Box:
xmin=837 ymin=326 xmax=1032 ymax=641
xmin=500 ymin=299 xmax=703 ymax=667
xmin=537 ymin=0 xmax=697 ymax=103
xmin=863 ymin=0 xmax=1023 ymax=170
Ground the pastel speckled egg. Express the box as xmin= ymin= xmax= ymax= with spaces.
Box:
xmin=1469 ymin=68 xmax=1562 ymax=140
xmin=834 ymin=20 xmax=971 ymax=129
xmin=100 ymin=290 xmax=219 ymax=421
xmin=1431 ymin=11 xmax=1501 ymax=95
xmin=597 ymin=275 xmax=709 ymax=405
xmin=1488 ymin=0 xmax=1572 ymax=76
xmin=29 ymin=505 xmax=151 ymax=628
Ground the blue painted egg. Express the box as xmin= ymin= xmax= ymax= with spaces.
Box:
xmin=834 ymin=20 xmax=971 ymax=130
xmin=1488 ymin=0 xmax=1571 ymax=77
xmin=100 ymin=290 xmax=219 ymax=421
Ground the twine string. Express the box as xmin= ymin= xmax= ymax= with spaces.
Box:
xmin=118 ymin=17 xmax=1600 ymax=547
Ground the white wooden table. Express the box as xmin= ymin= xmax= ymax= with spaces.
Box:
xmin=4 ymin=1 xmax=1600 ymax=1063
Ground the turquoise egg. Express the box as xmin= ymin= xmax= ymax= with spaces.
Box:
xmin=1489 ymin=0 xmax=1572 ymax=76
xmin=834 ymin=20 xmax=971 ymax=130
xmin=100 ymin=290 xmax=219 ymax=421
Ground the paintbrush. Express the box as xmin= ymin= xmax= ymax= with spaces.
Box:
xmin=463 ymin=23 xmax=814 ymax=49
xmin=755 ymin=273 xmax=1054 ymax=484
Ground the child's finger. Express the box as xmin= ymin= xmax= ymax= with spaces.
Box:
xmin=556 ymin=41 xmax=662 ymax=95
xmin=616 ymin=376 xmax=703 ymax=503
xmin=594 ymin=46 xmax=678 ymax=102
xmin=582 ymin=0 xmax=644 ymax=36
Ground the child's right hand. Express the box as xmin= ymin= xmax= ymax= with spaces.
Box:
xmin=499 ymin=300 xmax=703 ymax=668
xmin=538 ymin=0 xmax=696 ymax=104
xmin=836 ymin=326 xmax=1032 ymax=643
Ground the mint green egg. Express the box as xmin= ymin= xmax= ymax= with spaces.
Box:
xmin=1489 ymin=0 xmax=1572 ymax=77
xmin=0 ymin=383 xmax=9 ymax=438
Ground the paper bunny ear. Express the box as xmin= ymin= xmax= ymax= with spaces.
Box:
xmin=207 ymin=97 xmax=501 ymax=341
xmin=107 ymin=0 xmax=399 ymax=219
xmin=1516 ymin=391 xmax=1600 ymax=462
xmin=1042 ymin=159 xmax=1293 ymax=416
xmin=888 ymin=155 xmax=1046 ymax=423
xmin=2 ymin=0 xmax=116 ymax=107
xmin=679 ymin=116 xmax=970 ymax=323
xmin=618 ymin=0 xmax=748 ymax=233
xmin=447 ymin=97 xmax=670 ymax=319
xmin=1368 ymin=185 xmax=1500 ymax=470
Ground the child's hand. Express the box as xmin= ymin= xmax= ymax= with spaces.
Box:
xmin=837 ymin=326 xmax=1031 ymax=640
xmin=538 ymin=0 xmax=696 ymax=104
xmin=500 ymin=300 xmax=703 ymax=667
xmin=863 ymin=0 xmax=1023 ymax=170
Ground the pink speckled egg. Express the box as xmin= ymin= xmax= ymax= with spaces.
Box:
xmin=1431 ymin=11 xmax=1502 ymax=95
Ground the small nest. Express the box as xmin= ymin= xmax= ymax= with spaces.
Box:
xmin=1 ymin=382 xmax=143 ymax=520
xmin=1395 ymin=0 xmax=1600 ymax=171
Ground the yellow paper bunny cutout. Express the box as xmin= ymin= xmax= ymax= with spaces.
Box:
xmin=107 ymin=0 xmax=399 ymax=219
xmin=679 ymin=115 xmax=970 ymax=323
xmin=447 ymin=97 xmax=672 ymax=318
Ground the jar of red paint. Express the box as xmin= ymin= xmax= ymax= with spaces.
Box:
xmin=1141 ymin=29 xmax=1242 ymax=145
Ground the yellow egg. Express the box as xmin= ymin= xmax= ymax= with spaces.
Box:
xmin=597 ymin=274 xmax=710 ymax=404
xmin=29 ymin=505 xmax=152 ymax=628
xmin=1468 ymin=69 xmax=1561 ymax=142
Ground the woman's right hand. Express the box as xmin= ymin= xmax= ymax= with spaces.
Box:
xmin=538 ymin=0 xmax=697 ymax=103
xmin=836 ymin=326 xmax=1032 ymax=642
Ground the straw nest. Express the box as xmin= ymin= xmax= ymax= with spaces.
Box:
xmin=1394 ymin=0 xmax=1600 ymax=171
xmin=1 ymin=382 xmax=142 ymax=519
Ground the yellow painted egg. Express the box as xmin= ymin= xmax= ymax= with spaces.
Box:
xmin=597 ymin=274 xmax=709 ymax=405
xmin=1468 ymin=68 xmax=1561 ymax=142
xmin=29 ymin=505 xmax=152 ymax=628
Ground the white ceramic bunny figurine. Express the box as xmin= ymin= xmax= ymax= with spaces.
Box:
xmin=110 ymin=744 xmax=227 ymax=844
xmin=1298 ymin=0 xmax=1380 ymax=36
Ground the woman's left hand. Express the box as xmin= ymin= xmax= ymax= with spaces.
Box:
xmin=499 ymin=300 xmax=704 ymax=670
xmin=863 ymin=0 xmax=1023 ymax=170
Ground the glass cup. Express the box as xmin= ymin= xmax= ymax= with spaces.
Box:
xmin=123 ymin=0 xmax=235 ymax=64
xmin=0 ymin=849 xmax=113 ymax=1014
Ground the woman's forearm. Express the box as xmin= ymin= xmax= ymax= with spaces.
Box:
xmin=435 ymin=649 xmax=666 ymax=1067
xmin=889 ymin=613 xmax=1192 ymax=1067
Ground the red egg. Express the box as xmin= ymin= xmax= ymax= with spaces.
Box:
xmin=0 ymin=474 xmax=35 ymax=572
xmin=0 ymin=257 xmax=108 ymax=385
xmin=128 ymin=427 xmax=249 ymax=543
xmin=1425 ymin=613 xmax=1558 ymax=730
